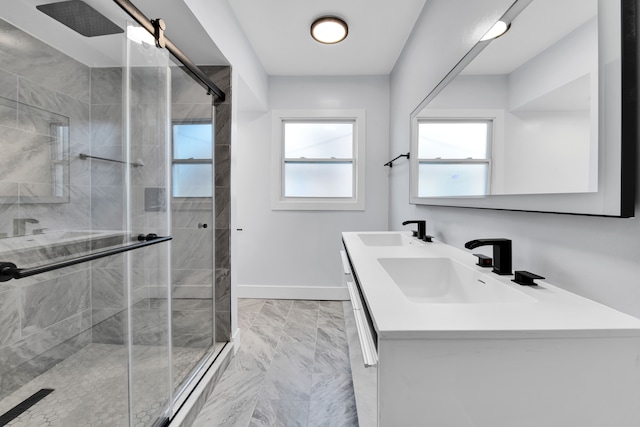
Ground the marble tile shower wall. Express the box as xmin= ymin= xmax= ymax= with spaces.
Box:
xmin=0 ymin=18 xmax=92 ymax=400
xmin=169 ymin=66 xmax=215 ymax=350
xmin=206 ymin=66 xmax=232 ymax=343
xmin=166 ymin=65 xmax=232 ymax=344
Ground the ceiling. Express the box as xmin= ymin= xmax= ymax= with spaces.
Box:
xmin=463 ymin=0 xmax=596 ymax=75
xmin=228 ymin=0 xmax=427 ymax=76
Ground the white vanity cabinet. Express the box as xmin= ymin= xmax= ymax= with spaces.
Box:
xmin=342 ymin=231 xmax=640 ymax=427
xmin=340 ymin=250 xmax=378 ymax=427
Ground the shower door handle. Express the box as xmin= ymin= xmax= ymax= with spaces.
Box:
xmin=0 ymin=236 xmax=172 ymax=282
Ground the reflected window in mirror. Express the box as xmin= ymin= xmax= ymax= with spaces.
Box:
xmin=407 ymin=0 xmax=635 ymax=216
xmin=417 ymin=119 xmax=492 ymax=197
xmin=172 ymin=121 xmax=213 ymax=198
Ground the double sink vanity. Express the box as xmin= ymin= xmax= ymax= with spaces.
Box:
xmin=341 ymin=231 xmax=640 ymax=426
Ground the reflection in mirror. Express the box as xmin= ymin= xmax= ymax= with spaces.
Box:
xmin=414 ymin=0 xmax=598 ymax=197
xmin=409 ymin=0 xmax=635 ymax=217
xmin=0 ymin=95 xmax=70 ymax=203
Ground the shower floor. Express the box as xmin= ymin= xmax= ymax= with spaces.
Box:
xmin=0 ymin=343 xmax=218 ymax=427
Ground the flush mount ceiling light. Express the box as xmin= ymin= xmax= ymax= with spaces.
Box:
xmin=480 ymin=20 xmax=510 ymax=41
xmin=310 ymin=16 xmax=348 ymax=44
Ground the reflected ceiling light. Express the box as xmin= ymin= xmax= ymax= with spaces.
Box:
xmin=310 ymin=16 xmax=348 ymax=44
xmin=480 ymin=20 xmax=510 ymax=41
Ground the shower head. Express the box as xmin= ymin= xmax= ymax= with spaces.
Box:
xmin=36 ymin=0 xmax=123 ymax=37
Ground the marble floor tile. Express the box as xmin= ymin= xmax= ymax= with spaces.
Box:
xmin=228 ymin=324 xmax=281 ymax=371
xmin=191 ymin=370 xmax=265 ymax=427
xmin=261 ymin=367 xmax=312 ymax=400
xmin=270 ymin=342 xmax=316 ymax=372
xmin=316 ymin=325 xmax=349 ymax=350
xmin=252 ymin=300 xmax=292 ymax=328
xmin=318 ymin=310 xmax=347 ymax=333
xmin=307 ymin=399 xmax=359 ymax=427
xmin=238 ymin=298 xmax=266 ymax=313
xmin=239 ymin=310 xmax=257 ymax=330
xmin=192 ymin=299 xmax=359 ymax=426
xmin=319 ymin=300 xmax=344 ymax=316
xmin=281 ymin=309 xmax=319 ymax=343
xmin=249 ymin=398 xmax=308 ymax=427
xmin=313 ymin=344 xmax=352 ymax=374
xmin=310 ymin=373 xmax=356 ymax=404
xmin=292 ymin=300 xmax=319 ymax=310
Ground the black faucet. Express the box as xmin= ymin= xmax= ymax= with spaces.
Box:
xmin=464 ymin=238 xmax=512 ymax=275
xmin=13 ymin=218 xmax=39 ymax=236
xmin=402 ymin=220 xmax=426 ymax=240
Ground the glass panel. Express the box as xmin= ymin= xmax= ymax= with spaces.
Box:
xmin=0 ymin=7 xmax=133 ymax=426
xmin=418 ymin=163 xmax=488 ymax=197
xmin=172 ymin=164 xmax=213 ymax=197
xmin=126 ymin=20 xmax=172 ymax=426
xmin=168 ymin=60 xmax=215 ymax=406
xmin=284 ymin=162 xmax=353 ymax=197
xmin=173 ymin=123 xmax=213 ymax=159
xmin=284 ymin=122 xmax=353 ymax=158
xmin=418 ymin=121 xmax=488 ymax=159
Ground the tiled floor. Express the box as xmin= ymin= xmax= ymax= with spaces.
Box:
xmin=191 ymin=299 xmax=359 ymax=427
xmin=0 ymin=343 xmax=208 ymax=427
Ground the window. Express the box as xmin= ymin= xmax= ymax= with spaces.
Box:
xmin=417 ymin=119 xmax=492 ymax=197
xmin=272 ymin=110 xmax=365 ymax=210
xmin=172 ymin=121 xmax=213 ymax=198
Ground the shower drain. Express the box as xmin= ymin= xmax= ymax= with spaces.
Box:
xmin=0 ymin=389 xmax=54 ymax=426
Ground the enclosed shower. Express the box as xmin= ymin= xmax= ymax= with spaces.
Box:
xmin=0 ymin=1 xmax=231 ymax=425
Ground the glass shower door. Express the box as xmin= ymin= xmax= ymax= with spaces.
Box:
xmin=124 ymin=20 xmax=173 ymax=426
xmin=168 ymin=58 xmax=216 ymax=411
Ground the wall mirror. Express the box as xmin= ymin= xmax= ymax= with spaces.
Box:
xmin=0 ymin=95 xmax=70 ymax=204
xmin=409 ymin=0 xmax=636 ymax=217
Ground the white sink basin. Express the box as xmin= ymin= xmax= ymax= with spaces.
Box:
xmin=359 ymin=233 xmax=418 ymax=246
xmin=378 ymin=257 xmax=535 ymax=304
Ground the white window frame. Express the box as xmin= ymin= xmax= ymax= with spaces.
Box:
xmin=271 ymin=109 xmax=365 ymax=211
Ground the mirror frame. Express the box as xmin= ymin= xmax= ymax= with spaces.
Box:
xmin=409 ymin=0 xmax=636 ymax=217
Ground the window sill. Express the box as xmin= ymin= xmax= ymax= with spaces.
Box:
xmin=271 ymin=197 xmax=364 ymax=211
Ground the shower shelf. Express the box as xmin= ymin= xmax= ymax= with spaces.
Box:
xmin=0 ymin=235 xmax=171 ymax=282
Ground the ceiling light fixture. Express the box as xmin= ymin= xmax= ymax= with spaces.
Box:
xmin=310 ymin=16 xmax=348 ymax=44
xmin=480 ymin=20 xmax=510 ymax=41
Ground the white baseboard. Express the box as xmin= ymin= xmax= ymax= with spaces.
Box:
xmin=236 ymin=284 xmax=349 ymax=301
xmin=232 ymin=328 xmax=241 ymax=355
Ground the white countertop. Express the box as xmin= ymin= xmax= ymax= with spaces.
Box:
xmin=342 ymin=231 xmax=640 ymax=339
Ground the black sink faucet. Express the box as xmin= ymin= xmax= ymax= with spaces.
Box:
xmin=464 ymin=238 xmax=512 ymax=275
xmin=402 ymin=220 xmax=426 ymax=240
xmin=13 ymin=218 xmax=39 ymax=236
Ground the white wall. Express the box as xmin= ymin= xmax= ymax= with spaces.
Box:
xmin=236 ymin=76 xmax=390 ymax=299
xmin=390 ymin=0 xmax=640 ymax=319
